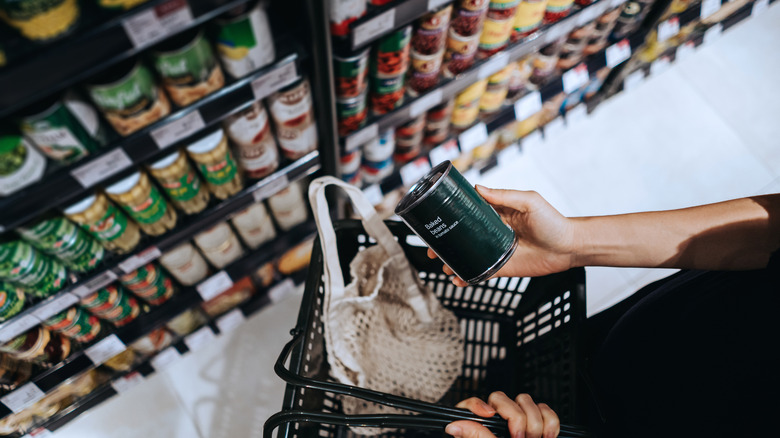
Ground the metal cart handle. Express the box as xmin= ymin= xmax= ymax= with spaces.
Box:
xmin=264 ymin=331 xmax=590 ymax=438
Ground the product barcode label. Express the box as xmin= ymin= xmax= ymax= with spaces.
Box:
xmin=252 ymin=174 xmax=289 ymax=202
xmin=478 ymin=52 xmax=510 ymax=80
xmin=71 ymin=148 xmax=132 ymax=188
xmin=85 ymin=334 xmax=126 ymax=366
xmin=197 ymin=271 xmax=233 ymax=302
xmin=428 ymin=139 xmax=460 ymax=167
xmin=514 ymin=91 xmax=543 ymax=121
xmin=650 ymin=55 xmax=672 ymax=76
xmin=184 ymin=326 xmax=217 ymax=352
xmin=362 ymin=184 xmax=384 ymax=206
xmin=566 ymin=105 xmax=588 ymax=126
xmin=623 ymin=70 xmax=645 ymax=91
xmin=0 ymin=314 xmax=41 ymax=344
xmin=497 ymin=143 xmax=522 ymax=166
xmin=216 ymin=308 xmax=245 ymax=333
xmin=703 ymin=23 xmax=722 ymax=45
xmin=409 ymin=89 xmax=444 ymax=118
xmin=151 ymin=347 xmax=181 ymax=370
xmin=521 ymin=130 xmax=544 ymax=150
xmin=72 ymin=271 xmax=118 ymax=298
xmin=1 ymin=383 xmax=45 ymax=414
xmin=353 ymin=9 xmax=396 ymax=48
xmin=606 ymin=39 xmax=632 ymax=68
xmin=675 ymin=41 xmax=696 ymax=61
xmin=252 ymin=61 xmax=299 ymax=101
xmin=269 ymin=278 xmax=296 ymax=303
xmin=122 ymin=0 xmax=193 ymax=49
xmin=700 ymin=0 xmax=722 ymax=19
xmin=657 ymin=17 xmax=680 ymax=43
xmin=111 ymin=371 xmax=145 ymax=394
xmin=458 ymin=123 xmax=488 ymax=152
xmin=562 ymin=63 xmax=590 ymax=94
xmin=30 ymin=293 xmax=80 ymax=321
xmin=400 ymin=157 xmax=432 ymax=187
xmin=345 ymin=124 xmax=378 ymax=152
xmin=118 ymin=247 xmax=162 ymax=274
xmin=543 ymin=117 xmax=566 ymax=140
xmin=753 ymin=0 xmax=769 ymax=15
xmin=151 ymin=110 xmax=205 ymax=149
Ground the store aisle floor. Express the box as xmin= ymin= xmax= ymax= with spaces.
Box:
xmin=52 ymin=5 xmax=780 ymax=437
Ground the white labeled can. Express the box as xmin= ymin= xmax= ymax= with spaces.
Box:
xmin=267 ymin=181 xmax=308 ymax=231
xmin=268 ymin=78 xmax=318 ymax=160
xmin=223 ymin=101 xmax=279 ymax=179
xmin=193 ymin=222 xmax=245 ymax=269
xmin=215 ymin=2 xmax=276 ymax=79
xmin=231 ymin=202 xmax=277 ymax=249
xmin=159 ymin=242 xmax=210 ymax=286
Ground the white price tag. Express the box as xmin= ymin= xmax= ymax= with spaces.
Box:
xmin=753 ymin=0 xmax=769 ymax=16
xmin=122 ymin=0 xmax=193 ymax=49
xmin=514 ymin=91 xmax=543 ymax=121
xmin=269 ymin=278 xmax=297 ymax=303
xmin=184 ymin=326 xmax=216 ymax=352
xmin=71 ymin=148 xmax=132 ymax=188
xmin=409 ymin=89 xmax=444 ymax=117
xmin=30 ymin=293 xmax=79 ymax=321
xmin=252 ymin=174 xmax=289 ymax=202
xmin=428 ymin=0 xmax=451 ymax=9
xmin=543 ymin=117 xmax=566 ymax=140
xmin=353 ymin=9 xmax=396 ymax=47
xmin=543 ymin=22 xmax=569 ymax=44
xmin=111 ymin=371 xmax=145 ymax=394
xmin=700 ymin=0 xmax=722 ymax=19
xmin=562 ymin=63 xmax=590 ymax=94
xmin=400 ymin=157 xmax=432 ymax=187
xmin=576 ymin=5 xmax=602 ymax=25
xmin=85 ymin=334 xmax=126 ymax=366
xmin=521 ymin=130 xmax=544 ymax=149
xmin=657 ymin=17 xmax=680 ymax=43
xmin=428 ymin=139 xmax=460 ymax=166
xmin=151 ymin=347 xmax=181 ymax=370
xmin=606 ymin=39 xmax=632 ymax=68
xmin=197 ymin=271 xmax=233 ymax=302
xmin=251 ymin=61 xmax=299 ymax=101
xmin=458 ymin=123 xmax=488 ymax=152
xmin=478 ymin=52 xmax=510 ymax=80
xmin=151 ymin=110 xmax=205 ymax=149
xmin=216 ymin=308 xmax=245 ymax=334
xmin=703 ymin=24 xmax=723 ymax=45
xmin=676 ymin=41 xmax=696 ymax=61
xmin=497 ymin=144 xmax=522 ymax=166
xmin=1 ymin=383 xmax=45 ymax=414
xmin=0 ymin=314 xmax=40 ymax=343
xmin=118 ymin=247 xmax=161 ymax=274
xmin=462 ymin=168 xmax=482 ymax=185
xmin=72 ymin=271 xmax=118 ymax=298
xmin=650 ymin=55 xmax=672 ymax=76
xmin=565 ymin=105 xmax=588 ymax=127
xmin=362 ymin=184 xmax=384 ymax=206
xmin=623 ymin=70 xmax=645 ymax=91
xmin=345 ymin=124 xmax=378 ymax=152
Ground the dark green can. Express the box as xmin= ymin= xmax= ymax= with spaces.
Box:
xmin=395 ymin=160 xmax=517 ymax=284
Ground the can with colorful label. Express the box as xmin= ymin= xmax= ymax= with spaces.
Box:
xmin=545 ymin=0 xmax=574 ymax=22
xmin=223 ymin=102 xmax=280 ymax=179
xmin=444 ymin=29 xmax=480 ymax=77
xmin=81 ymin=285 xmax=140 ymax=326
xmin=0 ymin=133 xmax=45 ymax=196
xmin=512 ymin=0 xmax=548 ymax=40
xmin=0 ymin=0 xmax=79 ymax=41
xmin=268 ymin=79 xmax=318 ymax=160
xmin=64 ymin=193 xmax=141 ymax=254
xmin=487 ymin=0 xmax=520 ymax=19
xmin=119 ymin=263 xmax=176 ymax=306
xmin=370 ymin=26 xmax=411 ymax=115
xmin=337 ymin=89 xmax=368 ymax=136
xmin=334 ymin=48 xmax=370 ymax=99
xmin=361 ymin=129 xmax=394 ymax=184
xmin=18 ymin=216 xmax=105 ymax=272
xmin=0 ymin=281 xmax=25 ymax=322
xmin=0 ymin=239 xmax=68 ymax=297
xmin=408 ymin=49 xmax=445 ymax=96
xmin=451 ymin=79 xmax=487 ymax=128
xmin=478 ymin=15 xmax=515 ymax=58
xmin=231 ymin=202 xmax=277 ymax=249
xmin=340 ymin=148 xmax=362 ymax=185
xmin=450 ymin=3 xmax=488 ymax=37
xmin=105 ymin=171 xmax=177 ymax=237
xmin=215 ymin=1 xmax=276 ymax=79
xmin=148 ymin=149 xmax=210 ymax=215
xmin=411 ymin=4 xmax=452 ymax=55
xmin=480 ymin=64 xmax=512 ymax=114
xmin=186 ymin=129 xmax=244 ymax=199
xmin=370 ymin=74 xmax=405 ymax=115
xmin=43 ymin=306 xmax=103 ymax=343
xmin=329 ymin=0 xmax=365 ymax=37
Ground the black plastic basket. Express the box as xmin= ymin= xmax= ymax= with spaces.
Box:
xmin=266 ymin=220 xmax=588 ymax=438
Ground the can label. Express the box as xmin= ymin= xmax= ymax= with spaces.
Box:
xmin=0 ymin=241 xmax=66 ymax=295
xmin=337 ymin=95 xmax=368 ymax=136
xmin=546 ymin=0 xmax=573 ymax=13
xmin=85 ymin=202 xmax=130 ymax=242
xmin=0 ymin=286 xmax=24 ymax=320
xmin=372 ymin=26 xmax=412 ymax=77
xmin=19 ymin=217 xmax=104 ymax=271
xmin=216 ymin=6 xmax=275 ymax=78
xmin=479 ymin=17 xmax=514 ymax=50
xmin=513 ymin=0 xmax=546 ymax=33
xmin=270 ymin=81 xmax=317 ymax=158
xmin=198 ymin=150 xmax=239 ymax=186
xmin=89 ymin=65 xmax=157 ymax=116
xmin=20 ymin=101 xmax=99 ymax=163
xmin=0 ymin=0 xmax=78 ymax=40
xmin=334 ymin=51 xmax=369 ymax=98
xmin=123 ymin=186 xmax=169 ymax=225
xmin=487 ymin=0 xmax=520 ymax=19
xmin=161 ymin=167 xmax=202 ymax=202
xmin=370 ymin=75 xmax=405 ymax=114
xmin=451 ymin=7 xmax=487 ymax=36
xmin=224 ymin=102 xmax=279 ymax=176
xmin=155 ymin=35 xmax=218 ymax=86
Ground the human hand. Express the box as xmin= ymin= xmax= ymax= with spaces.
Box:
xmin=427 ymin=186 xmax=577 ymax=286
xmin=446 ymin=392 xmax=560 ymax=438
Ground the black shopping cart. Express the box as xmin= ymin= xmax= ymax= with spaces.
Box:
xmin=265 ymin=220 xmax=589 ymax=438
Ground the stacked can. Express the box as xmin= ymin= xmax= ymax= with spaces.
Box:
xmin=479 ymin=0 xmax=520 ymax=58
xmin=545 ymin=0 xmax=574 ymax=22
xmin=361 ymin=130 xmax=395 ymax=184
xmin=340 ymin=148 xmax=362 ymax=185
xmin=0 ymin=239 xmax=68 ymax=297
xmin=223 ymin=102 xmax=280 ymax=179
xmin=451 ymin=79 xmax=488 ymax=129
xmin=394 ymin=116 xmax=425 ymax=164
xmin=106 ymin=171 xmax=177 ymax=237
xmin=81 ymin=285 xmax=140 ymax=327
xmin=64 ymin=193 xmax=141 ymax=254
xmin=529 ymin=38 xmax=564 ymax=85
xmin=511 ymin=0 xmax=548 ymax=41
xmin=557 ymin=23 xmax=595 ymax=70
xmin=43 ymin=307 xmax=104 ymax=343
xmin=408 ymin=4 xmax=451 ymax=96
xmin=148 ymin=150 xmax=211 ymax=215
xmin=18 ymin=216 xmax=105 ymax=273
xmin=231 ymin=203 xmax=276 ymax=249
xmin=186 ymin=129 xmax=244 ymax=200
xmin=119 ymin=263 xmax=176 ymax=306
xmin=369 ymin=26 xmax=411 ymax=115
xmin=335 ymin=87 xmax=368 ymax=136
xmin=584 ymin=8 xmax=621 ymax=54
xmin=446 ymin=0 xmax=488 ymax=76
xmin=267 ymin=183 xmax=309 ymax=231
xmin=480 ymin=64 xmax=513 ymax=114
xmin=329 ymin=0 xmax=365 ymax=37
xmin=268 ymin=78 xmax=319 ymax=160
xmin=423 ymin=99 xmax=454 ymax=147
xmin=214 ymin=1 xmax=276 ymax=80
xmin=0 ymin=281 xmax=25 ymax=322
xmin=335 ymin=48 xmax=370 ymax=136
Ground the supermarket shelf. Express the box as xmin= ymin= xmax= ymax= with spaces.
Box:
xmin=0 ymin=151 xmax=319 ymax=346
xmin=0 ymin=221 xmax=316 ymax=421
xmin=0 ymin=0 xmax=255 ymax=117
xmin=342 ymin=0 xmax=628 ymax=152
xmin=0 ymin=53 xmax=302 ymax=232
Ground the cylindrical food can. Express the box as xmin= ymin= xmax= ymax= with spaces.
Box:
xmin=329 ymin=0 xmax=365 ymax=37
xmin=105 ymin=171 xmax=177 ymax=236
xmin=530 ymin=39 xmax=564 ymax=85
xmin=0 ymin=0 xmax=79 ymax=41
xmin=193 ymin=222 xmax=244 ymax=269
xmin=81 ymin=285 xmax=140 ymax=327
xmin=507 ymin=59 xmax=531 ymax=99
xmin=0 ymin=239 xmax=67 ymax=297
xmin=488 ymin=0 xmax=520 ymax=19
xmin=267 ymin=182 xmax=308 ymax=231
xmin=148 ymin=150 xmax=210 ymax=215
xmin=423 ymin=99 xmax=454 ymax=146
xmin=231 ymin=202 xmax=277 ymax=249
xmin=18 ymin=216 xmax=105 ymax=272
xmin=0 ymin=281 xmax=25 ymax=322
xmin=512 ymin=0 xmax=548 ymax=40
xmin=17 ymin=94 xmax=102 ymax=164
xmin=611 ymin=1 xmax=643 ymax=39
xmin=268 ymin=79 xmax=318 ymax=160
xmin=336 ymin=89 xmax=368 ymax=136
xmin=159 ymin=243 xmax=209 ymax=286
xmin=63 ymin=193 xmax=141 ymax=253
xmin=450 ymin=0 xmax=488 ymax=36
xmin=370 ymin=75 xmax=406 ymax=115
xmin=478 ymin=15 xmax=515 ymax=58
xmin=119 ymin=263 xmax=176 ymax=305
xmin=0 ymin=133 xmax=45 ymax=196
xmin=334 ymin=48 xmax=370 ymax=99
xmin=186 ymin=129 xmax=244 ymax=200
xmin=340 ymin=148 xmax=362 ymax=185
xmin=0 ymin=327 xmax=70 ymax=365
xmin=411 ymin=4 xmax=452 ymax=55
xmin=215 ymin=1 xmax=276 ymax=79
xmin=96 ymin=0 xmax=148 ymax=10
xmin=408 ymin=48 xmax=445 ymax=96
xmin=361 ymin=129 xmax=394 ymax=183
xmin=87 ymin=59 xmax=170 ymax=136
xmin=443 ymin=28 xmax=480 ymax=77
xmin=43 ymin=306 xmax=103 ymax=343
xmin=151 ymin=29 xmax=225 ymax=107
xmin=472 ymin=131 xmax=498 ymax=160
xmin=370 ymin=26 xmax=411 ymax=114
xmin=394 ymin=115 xmax=425 ymax=163
xmin=395 ymin=160 xmax=517 ymax=284
xmin=545 ymin=0 xmax=573 ymax=22
xmin=451 ymin=79 xmax=487 ymax=128
xmin=223 ymin=102 xmax=280 ymax=179
xmin=480 ymin=64 xmax=512 ymax=114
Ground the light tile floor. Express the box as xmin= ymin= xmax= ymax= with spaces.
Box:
xmin=53 ymin=5 xmax=780 ymax=437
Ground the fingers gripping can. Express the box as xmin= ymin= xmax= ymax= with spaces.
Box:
xmin=394 ymin=160 xmax=517 ymax=284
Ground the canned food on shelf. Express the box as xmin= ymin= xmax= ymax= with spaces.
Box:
xmin=545 ymin=0 xmax=574 ymax=22
xmin=0 ymin=327 xmax=71 ymax=366
xmin=119 ymin=263 xmax=176 ymax=306
xmin=64 ymin=193 xmax=141 ymax=254
xmin=43 ymin=306 xmax=103 ymax=343
xmin=18 ymin=216 xmax=105 ymax=273
xmin=105 ymin=171 xmax=178 ymax=237
xmin=443 ymin=28 xmax=480 ymax=77
xmin=81 ymin=284 xmax=140 ymax=327
xmin=340 ymin=148 xmax=362 ymax=185
xmin=512 ymin=0 xmax=548 ymax=40
xmin=268 ymin=79 xmax=319 ymax=160
xmin=159 ymin=242 xmax=210 ymax=286
xmin=334 ymin=48 xmax=370 ymax=99
xmin=267 ymin=181 xmax=308 ymax=231
xmin=223 ymin=102 xmax=280 ymax=179
xmin=215 ymin=1 xmax=276 ymax=79
xmin=194 ymin=222 xmax=245 ymax=269
xmin=187 ymin=129 xmax=244 ymax=200
xmin=0 ymin=281 xmax=25 ymax=322
xmin=0 ymin=0 xmax=79 ymax=41
xmin=148 ymin=150 xmax=211 ymax=215
xmin=0 ymin=132 xmax=45 ymax=197
xmin=231 ymin=202 xmax=277 ymax=249
xmin=337 ymin=89 xmax=369 ymax=136
xmin=0 ymin=239 xmax=68 ymax=297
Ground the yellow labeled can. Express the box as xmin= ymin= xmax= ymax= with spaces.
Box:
xmin=0 ymin=0 xmax=79 ymax=41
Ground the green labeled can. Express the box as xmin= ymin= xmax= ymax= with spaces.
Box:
xmin=81 ymin=284 xmax=140 ymax=326
xmin=0 ymin=281 xmax=25 ymax=322
xmin=18 ymin=216 xmax=105 ymax=272
xmin=215 ymin=1 xmax=276 ymax=79
xmin=0 ymin=239 xmax=68 ymax=297
xmin=64 ymin=193 xmax=142 ymax=254
xmin=119 ymin=263 xmax=175 ymax=305
xmin=395 ymin=160 xmax=517 ymax=284
xmin=43 ymin=306 xmax=103 ymax=343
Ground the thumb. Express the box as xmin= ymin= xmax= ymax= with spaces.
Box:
xmin=476 ymin=185 xmax=537 ymax=211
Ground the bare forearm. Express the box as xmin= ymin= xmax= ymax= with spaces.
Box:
xmin=571 ymin=194 xmax=780 ymax=270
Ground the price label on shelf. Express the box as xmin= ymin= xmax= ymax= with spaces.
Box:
xmin=478 ymin=52 xmax=510 ymax=80
xmin=576 ymin=4 xmax=602 ymax=26
xmin=216 ymin=309 xmax=245 ymax=334
xmin=151 ymin=347 xmax=182 ymax=370
xmin=30 ymin=293 xmax=80 ymax=321
xmin=400 ymin=157 xmax=432 ymax=187
xmin=122 ymin=0 xmax=193 ymax=49
xmin=252 ymin=174 xmax=289 ymax=202
xmin=562 ymin=63 xmax=590 ymax=94
xmin=269 ymin=278 xmax=297 ymax=303
xmin=353 ymin=9 xmax=396 ymax=48
xmin=151 ymin=110 xmax=205 ymax=149
xmin=458 ymin=123 xmax=488 ymax=152
xmin=676 ymin=41 xmax=696 ymax=61
xmin=543 ymin=117 xmax=566 ymax=140
xmin=112 ymin=371 xmax=145 ymax=394
xmin=118 ymin=247 xmax=162 ymax=274
xmin=700 ymin=0 xmax=722 ymax=19
xmin=606 ymin=39 xmax=632 ymax=68
xmin=71 ymin=148 xmax=132 ymax=188
xmin=521 ymin=130 xmax=544 ymax=150
xmin=566 ymin=105 xmax=588 ymax=127
xmin=197 ymin=271 xmax=233 ymax=302
xmin=410 ymin=89 xmax=444 ymax=118
xmin=623 ymin=70 xmax=645 ymax=91
xmin=1 ymin=383 xmax=45 ymax=414
xmin=0 ymin=314 xmax=41 ymax=343
xmin=85 ymin=334 xmax=126 ymax=366
xmin=650 ymin=55 xmax=672 ymax=76
xmin=185 ymin=326 xmax=217 ymax=352
xmin=657 ymin=17 xmax=680 ymax=43
xmin=362 ymin=184 xmax=384 ymax=206
xmin=345 ymin=124 xmax=378 ymax=152
xmin=703 ymin=24 xmax=723 ymax=45
xmin=72 ymin=271 xmax=118 ymax=298
xmin=514 ymin=91 xmax=542 ymax=121
xmin=252 ymin=61 xmax=299 ymax=101
xmin=428 ymin=139 xmax=460 ymax=167
xmin=752 ymin=0 xmax=769 ymax=16
xmin=428 ymin=0 xmax=450 ymax=9
xmin=497 ymin=144 xmax=522 ymax=167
